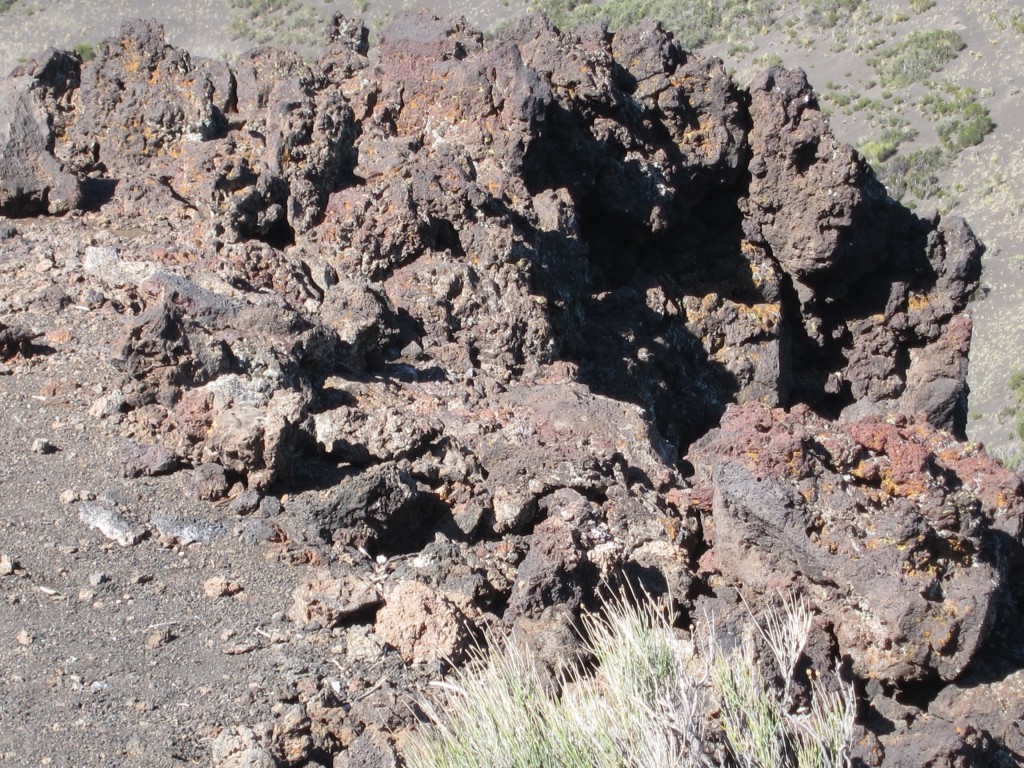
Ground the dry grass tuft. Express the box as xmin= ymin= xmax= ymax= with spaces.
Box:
xmin=407 ymin=590 xmax=856 ymax=768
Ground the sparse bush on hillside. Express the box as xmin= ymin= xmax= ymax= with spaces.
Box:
xmin=0 ymin=0 xmax=15 ymax=13
xmin=228 ymin=0 xmax=325 ymax=48
xmin=407 ymin=590 xmax=856 ymax=768
xmin=921 ymin=81 xmax=995 ymax=153
xmin=857 ymin=123 xmax=917 ymax=165
xmin=993 ymin=371 xmax=1024 ymax=472
xmin=869 ymin=29 xmax=965 ymax=88
xmin=531 ymin=0 xmax=869 ymax=49
xmin=798 ymin=0 xmax=862 ymax=30
xmin=909 ymin=0 xmax=935 ymax=12
xmin=936 ymin=105 xmax=994 ymax=152
xmin=531 ymin=0 xmax=716 ymax=49
xmin=991 ymin=7 xmax=1024 ymax=34
xmin=73 ymin=43 xmax=96 ymax=62
xmin=1007 ymin=369 xmax=1024 ymax=442
xmin=873 ymin=145 xmax=945 ymax=202
xmin=531 ymin=0 xmax=782 ymax=49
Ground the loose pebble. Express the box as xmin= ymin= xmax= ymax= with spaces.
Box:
xmin=204 ymin=576 xmax=242 ymax=598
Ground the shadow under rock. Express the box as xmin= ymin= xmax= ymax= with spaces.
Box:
xmin=79 ymin=176 xmax=118 ymax=211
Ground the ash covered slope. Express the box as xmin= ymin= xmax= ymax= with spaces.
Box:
xmin=1 ymin=13 xmax=1022 ymax=766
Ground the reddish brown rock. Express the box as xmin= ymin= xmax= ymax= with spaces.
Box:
xmin=688 ymin=402 xmax=1024 ymax=684
xmin=375 ymin=580 xmax=479 ymax=665
xmin=288 ymin=569 xmax=381 ymax=627
xmin=61 ymin=20 xmax=229 ymax=175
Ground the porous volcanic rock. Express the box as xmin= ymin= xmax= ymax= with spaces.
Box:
xmin=0 ymin=50 xmax=81 ymax=215
xmin=0 ymin=11 xmax=1019 ymax=768
xmin=689 ymin=402 xmax=1023 ymax=684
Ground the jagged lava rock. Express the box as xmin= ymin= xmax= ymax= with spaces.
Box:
xmin=0 ymin=50 xmax=81 ymax=215
xmin=0 ymin=11 xmax=1014 ymax=767
xmin=688 ymin=402 xmax=1023 ymax=684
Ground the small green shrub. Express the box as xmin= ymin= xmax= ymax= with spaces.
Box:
xmin=989 ymin=7 xmax=1024 ymax=33
xmin=858 ymin=123 xmax=917 ymax=166
xmin=1006 ymin=370 xmax=1024 ymax=442
xmin=936 ymin=107 xmax=994 ymax=152
xmin=859 ymin=132 xmax=908 ymax=166
xmin=227 ymin=0 xmax=325 ymax=47
xmin=910 ymin=0 xmax=936 ymax=12
xmin=874 ymin=145 xmax=946 ymax=201
xmin=920 ymin=82 xmax=995 ymax=154
xmin=73 ymin=43 xmax=96 ymax=62
xmin=530 ymin=0 xmax=784 ymax=49
xmin=798 ymin=0 xmax=862 ymax=30
xmin=869 ymin=29 xmax=965 ymax=88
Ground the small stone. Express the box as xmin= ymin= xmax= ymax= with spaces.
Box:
xmin=145 ymin=627 xmax=175 ymax=649
xmin=190 ymin=463 xmax=230 ymax=501
xmin=376 ymin=581 xmax=479 ymax=665
xmin=78 ymin=589 xmax=94 ymax=601
xmin=81 ymin=288 xmax=105 ymax=309
xmin=16 ymin=630 xmax=33 ymax=646
xmin=78 ymin=502 xmax=143 ymax=547
xmin=31 ymin=438 xmax=56 ymax=455
xmin=121 ymin=442 xmax=177 ymax=478
xmin=257 ymin=497 xmax=281 ymax=518
xmin=59 ymin=489 xmax=80 ymax=505
xmin=229 ymin=490 xmax=262 ymax=516
xmin=204 ymin=576 xmax=242 ymax=598
xmin=287 ymin=570 xmax=382 ymax=627
xmin=222 ymin=639 xmax=259 ymax=655
xmin=89 ymin=391 xmax=126 ymax=419
xmin=0 ymin=554 xmax=14 ymax=576
xmin=88 ymin=572 xmax=107 ymax=587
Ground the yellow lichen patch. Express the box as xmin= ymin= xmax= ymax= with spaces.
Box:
xmin=908 ymin=292 xmax=931 ymax=311
xmin=679 ymin=124 xmax=709 ymax=148
xmin=747 ymin=302 xmax=781 ymax=334
xmin=121 ymin=45 xmax=143 ymax=75
xmin=879 ymin=467 xmax=927 ymax=499
xmin=746 ymin=258 xmax=776 ymax=289
xmin=799 ymin=487 xmax=817 ymax=504
xmin=668 ymin=72 xmax=696 ymax=91
xmin=851 ymin=460 xmax=874 ymax=480
xmin=936 ymin=447 xmax=967 ymax=465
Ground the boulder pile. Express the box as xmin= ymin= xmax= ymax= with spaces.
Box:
xmin=1 ymin=12 xmax=1021 ymax=765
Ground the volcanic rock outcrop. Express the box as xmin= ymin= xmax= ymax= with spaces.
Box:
xmin=1 ymin=12 xmax=1021 ymax=766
